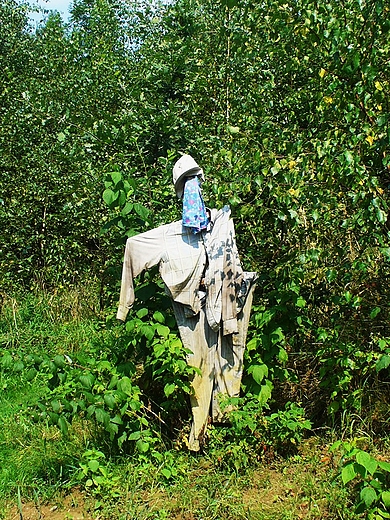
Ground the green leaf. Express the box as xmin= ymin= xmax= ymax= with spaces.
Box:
xmin=57 ymin=417 xmax=68 ymax=435
xmin=330 ymin=440 xmax=342 ymax=452
xmin=249 ymin=364 xmax=269 ymax=385
xmin=376 ymin=355 xmax=390 ymax=372
xmin=106 ymin=422 xmax=118 ymax=440
xmin=110 ymin=415 xmax=123 ymax=425
xmin=246 ymin=338 xmax=259 ymax=352
xmin=278 ymin=348 xmax=288 ymax=363
xmin=356 ymin=451 xmax=378 ymax=475
xmin=258 ymin=380 xmax=273 ymax=406
xmin=382 ymin=491 xmax=390 ymax=508
xmin=360 ymin=486 xmax=377 ymax=507
xmin=118 ymin=377 xmax=133 ymax=396
xmin=95 ymin=408 xmax=110 ymax=427
xmin=25 ymin=368 xmax=38 ymax=381
xmin=156 ymin=324 xmax=170 ymax=338
xmin=103 ymin=188 xmax=119 ymax=207
xmin=1 ymin=352 xmax=13 ymax=368
xmin=271 ymin=327 xmax=285 ymax=343
xmin=370 ymin=307 xmax=381 ymax=319
xmin=164 ymin=383 xmax=176 ymax=397
xmin=380 ymin=247 xmax=390 ymax=260
xmin=342 ymin=462 xmax=357 ymax=484
xmin=110 ymin=171 xmax=122 ymax=186
xmin=227 ymin=124 xmax=240 ymax=134
xmin=117 ymin=433 xmax=127 ymax=449
xmin=129 ymin=431 xmax=141 ymax=441
xmin=161 ymin=468 xmax=171 ymax=479
xmin=376 ymin=208 xmax=387 ymax=223
xmin=86 ymin=405 xmax=96 ymax=418
xmin=51 ymin=399 xmax=61 ymax=413
xmin=141 ymin=324 xmax=155 ymax=341
xmin=88 ymin=460 xmax=100 ymax=473
xmin=53 ymin=355 xmax=65 ymax=368
xmin=79 ymin=374 xmax=95 ymax=390
xmin=378 ymin=461 xmax=390 ymax=473
xmin=153 ymin=311 xmax=165 ymax=324
xmin=104 ymin=394 xmax=116 ymax=409
xmin=136 ymin=439 xmax=150 ymax=453
xmin=14 ymin=361 xmax=25 ymax=372
xmin=344 ymin=151 xmax=354 ymax=164
xmin=134 ymin=203 xmax=149 ymax=220
xmin=135 ymin=282 xmax=158 ymax=301
xmin=97 ymin=360 xmax=111 ymax=371
xmin=136 ymin=308 xmax=148 ymax=319
xmin=121 ymin=202 xmax=133 ymax=216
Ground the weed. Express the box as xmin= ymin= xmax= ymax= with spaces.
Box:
xmin=331 ymin=439 xmax=390 ymax=519
xmin=1 ymin=289 xmax=388 ymax=520
xmin=77 ymin=449 xmax=121 ymax=504
xmin=208 ymin=396 xmax=311 ymax=473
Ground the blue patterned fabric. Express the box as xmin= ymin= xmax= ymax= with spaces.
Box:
xmin=182 ymin=177 xmax=209 ymax=233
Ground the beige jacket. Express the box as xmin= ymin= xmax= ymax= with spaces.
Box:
xmin=117 ymin=206 xmax=245 ymax=334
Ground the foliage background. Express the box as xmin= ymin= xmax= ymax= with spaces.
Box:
xmin=1 ymin=0 xmax=390 ymax=450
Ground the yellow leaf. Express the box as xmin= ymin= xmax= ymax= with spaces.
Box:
xmin=375 ymin=81 xmax=383 ymax=91
xmin=288 ymin=160 xmax=296 ymax=169
xmin=366 ymin=135 xmax=375 ymax=145
xmin=323 ymin=96 xmax=333 ymax=104
xmin=319 ymin=68 xmax=326 ymax=78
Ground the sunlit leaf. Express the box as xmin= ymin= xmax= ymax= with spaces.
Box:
xmin=360 ymin=486 xmax=377 ymax=507
xmin=342 ymin=463 xmax=357 ymax=484
xmin=164 ymin=383 xmax=176 ymax=397
xmin=356 ymin=451 xmax=377 ymax=475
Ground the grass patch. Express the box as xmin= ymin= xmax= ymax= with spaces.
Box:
xmin=0 ymin=379 xmax=82 ymax=503
xmin=0 ymin=288 xmax=99 ymax=355
xmin=2 ymin=439 xmax=357 ymax=519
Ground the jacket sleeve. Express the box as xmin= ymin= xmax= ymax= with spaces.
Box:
xmin=116 ymin=227 xmax=164 ymax=321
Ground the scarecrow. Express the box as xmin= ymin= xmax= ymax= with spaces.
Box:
xmin=117 ymin=155 xmax=257 ymax=451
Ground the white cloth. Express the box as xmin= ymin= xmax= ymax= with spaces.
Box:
xmin=116 ymin=205 xmax=257 ymax=450
xmin=117 ymin=206 xmax=245 ymax=334
xmin=172 ymin=281 xmax=256 ymax=451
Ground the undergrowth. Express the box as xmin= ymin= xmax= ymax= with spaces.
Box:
xmin=1 ymin=289 xmax=390 ymax=519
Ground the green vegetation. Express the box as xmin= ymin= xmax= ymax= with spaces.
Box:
xmin=1 ymin=0 xmax=390 ymax=517
xmin=0 ymin=290 xmax=388 ymax=519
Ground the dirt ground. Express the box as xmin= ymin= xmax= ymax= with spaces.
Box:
xmin=5 ymin=489 xmax=95 ymax=520
xmin=3 ymin=442 xmax=335 ymax=520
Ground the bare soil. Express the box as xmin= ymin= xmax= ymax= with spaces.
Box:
xmin=5 ymin=489 xmax=94 ymax=520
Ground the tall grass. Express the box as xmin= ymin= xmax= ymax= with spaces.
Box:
xmin=0 ymin=288 xmax=100 ymax=506
xmin=1 ymin=286 xmax=100 ymax=354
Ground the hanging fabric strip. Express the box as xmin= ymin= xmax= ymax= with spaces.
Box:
xmin=182 ymin=177 xmax=209 ymax=233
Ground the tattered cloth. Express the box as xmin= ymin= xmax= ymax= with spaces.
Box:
xmin=116 ymin=206 xmax=245 ymax=335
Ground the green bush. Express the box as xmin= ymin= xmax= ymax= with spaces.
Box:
xmin=332 ymin=439 xmax=390 ymax=519
xmin=208 ymin=396 xmax=312 ymax=472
